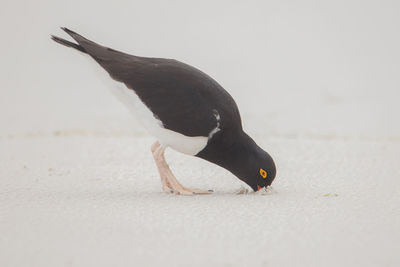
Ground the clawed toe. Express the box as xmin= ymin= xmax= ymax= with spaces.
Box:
xmin=165 ymin=187 xmax=213 ymax=196
xmin=162 ymin=186 xmax=173 ymax=194
xmin=185 ymin=188 xmax=213 ymax=194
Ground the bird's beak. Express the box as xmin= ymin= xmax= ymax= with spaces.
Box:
xmin=257 ymin=185 xmax=263 ymax=191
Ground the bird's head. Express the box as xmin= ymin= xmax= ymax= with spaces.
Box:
xmin=241 ymin=148 xmax=276 ymax=192
xmin=223 ymin=135 xmax=277 ymax=192
xmin=196 ymin=131 xmax=277 ymax=192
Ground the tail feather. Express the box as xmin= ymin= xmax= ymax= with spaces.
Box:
xmin=60 ymin=27 xmax=91 ymax=44
xmin=52 ymin=27 xmax=107 ymax=56
xmin=51 ymin=34 xmax=86 ymax=53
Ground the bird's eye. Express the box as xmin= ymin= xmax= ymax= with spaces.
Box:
xmin=259 ymin=168 xmax=267 ymax=178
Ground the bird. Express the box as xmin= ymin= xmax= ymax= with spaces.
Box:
xmin=51 ymin=27 xmax=276 ymax=195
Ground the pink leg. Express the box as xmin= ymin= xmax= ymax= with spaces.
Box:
xmin=151 ymin=142 xmax=172 ymax=193
xmin=151 ymin=141 xmax=212 ymax=195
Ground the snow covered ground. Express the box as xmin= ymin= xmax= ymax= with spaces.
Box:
xmin=1 ymin=1 xmax=400 ymax=266
xmin=1 ymin=133 xmax=399 ymax=267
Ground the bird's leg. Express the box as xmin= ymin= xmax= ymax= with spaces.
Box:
xmin=151 ymin=141 xmax=173 ymax=193
xmin=151 ymin=142 xmax=192 ymax=195
xmin=151 ymin=141 xmax=212 ymax=195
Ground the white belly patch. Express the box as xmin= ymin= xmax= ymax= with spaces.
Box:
xmin=109 ymin=80 xmax=209 ymax=156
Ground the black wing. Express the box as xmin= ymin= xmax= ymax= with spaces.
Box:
xmin=53 ymin=28 xmax=242 ymax=137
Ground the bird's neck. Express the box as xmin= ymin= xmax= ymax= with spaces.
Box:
xmin=196 ymin=130 xmax=256 ymax=182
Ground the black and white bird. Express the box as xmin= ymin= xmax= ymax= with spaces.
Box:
xmin=51 ymin=28 xmax=276 ymax=195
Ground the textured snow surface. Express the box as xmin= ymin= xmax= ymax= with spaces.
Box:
xmin=1 ymin=0 xmax=400 ymax=266
xmin=1 ymin=135 xmax=399 ymax=267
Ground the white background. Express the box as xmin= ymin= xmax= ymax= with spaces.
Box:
xmin=1 ymin=1 xmax=399 ymax=266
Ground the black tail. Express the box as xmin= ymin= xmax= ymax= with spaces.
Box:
xmin=51 ymin=28 xmax=86 ymax=53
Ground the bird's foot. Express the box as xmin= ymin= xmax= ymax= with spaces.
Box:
xmin=164 ymin=169 xmax=212 ymax=195
xmin=162 ymin=185 xmax=174 ymax=194
xmin=167 ymin=184 xmax=213 ymax=196
xmin=182 ymin=187 xmax=213 ymax=195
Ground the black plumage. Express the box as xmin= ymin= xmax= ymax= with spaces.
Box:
xmin=51 ymin=28 xmax=276 ymax=192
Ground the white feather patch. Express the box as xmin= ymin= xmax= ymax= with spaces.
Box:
xmin=83 ymin=54 xmax=218 ymax=156
xmin=110 ymin=81 xmax=210 ymax=155
xmin=208 ymin=109 xmax=221 ymax=139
